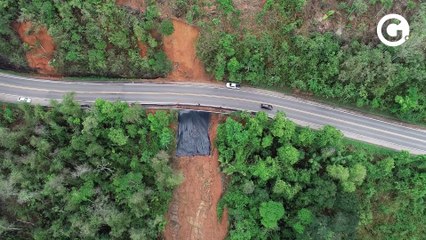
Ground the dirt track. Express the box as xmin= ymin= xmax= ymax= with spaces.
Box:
xmin=164 ymin=113 xmax=228 ymax=240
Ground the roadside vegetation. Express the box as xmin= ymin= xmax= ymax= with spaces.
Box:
xmin=0 ymin=96 xmax=182 ymax=239
xmin=0 ymin=1 xmax=27 ymax=71
xmin=194 ymin=1 xmax=426 ymax=124
xmin=0 ymin=0 xmax=172 ymax=77
xmin=1 ymin=0 xmax=425 ymax=123
xmin=216 ymin=111 xmax=426 ymax=239
xmin=1 ymin=1 xmax=425 ymax=239
xmin=0 ymin=97 xmax=425 ymax=239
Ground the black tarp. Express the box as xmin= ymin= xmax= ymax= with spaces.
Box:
xmin=176 ymin=110 xmax=211 ymax=156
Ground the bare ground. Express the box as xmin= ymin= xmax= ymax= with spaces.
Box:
xmin=137 ymin=40 xmax=148 ymax=58
xmin=14 ymin=22 xmax=56 ymax=75
xmin=115 ymin=0 xmax=145 ymax=12
xmin=234 ymin=0 xmax=265 ymax=21
xmin=163 ymin=19 xmax=211 ymax=82
xmin=164 ymin=113 xmax=228 ymax=240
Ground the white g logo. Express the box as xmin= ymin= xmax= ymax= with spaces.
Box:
xmin=377 ymin=14 xmax=410 ymax=47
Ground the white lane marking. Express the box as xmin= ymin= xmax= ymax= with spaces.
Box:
xmin=1 ymin=82 xmax=425 ymax=144
xmin=241 ymin=87 xmax=426 ymax=134
xmin=342 ymin=130 xmax=426 ymax=154
xmin=0 ymin=72 xmax=222 ymax=88
xmin=2 ymin=71 xmax=425 ymax=133
xmin=275 ymin=105 xmax=426 ymax=144
xmin=0 ymin=93 xmax=60 ymax=104
xmin=0 ymin=73 xmax=103 ymax=85
xmin=1 ymin=92 xmax=424 ymax=154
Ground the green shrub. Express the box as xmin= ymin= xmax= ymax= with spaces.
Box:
xmin=159 ymin=19 xmax=175 ymax=36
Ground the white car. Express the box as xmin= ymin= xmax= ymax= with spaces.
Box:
xmin=17 ymin=97 xmax=32 ymax=103
xmin=226 ymin=82 xmax=241 ymax=90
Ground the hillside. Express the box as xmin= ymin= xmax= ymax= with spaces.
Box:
xmin=1 ymin=0 xmax=424 ymax=123
xmin=0 ymin=97 xmax=425 ymax=239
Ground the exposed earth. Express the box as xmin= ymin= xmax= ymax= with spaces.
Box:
xmin=163 ymin=19 xmax=211 ymax=82
xmin=234 ymin=0 xmax=266 ymax=29
xmin=13 ymin=14 xmax=226 ymax=239
xmin=14 ymin=22 xmax=56 ymax=75
xmin=115 ymin=0 xmax=145 ymax=12
xmin=137 ymin=40 xmax=148 ymax=58
xmin=164 ymin=113 xmax=228 ymax=240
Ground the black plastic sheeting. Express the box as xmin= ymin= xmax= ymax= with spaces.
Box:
xmin=176 ymin=110 xmax=211 ymax=157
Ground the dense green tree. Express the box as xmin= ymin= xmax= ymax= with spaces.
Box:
xmin=259 ymin=201 xmax=285 ymax=229
xmin=159 ymin=19 xmax=175 ymax=36
xmin=216 ymin=111 xmax=425 ymax=239
xmin=1 ymin=0 xmax=172 ymax=78
xmin=0 ymin=0 xmax=28 ymax=70
xmin=0 ymin=95 xmax=181 ymax=239
xmin=197 ymin=2 xmax=426 ymax=124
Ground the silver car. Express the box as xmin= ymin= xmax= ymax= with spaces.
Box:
xmin=17 ymin=97 xmax=32 ymax=103
xmin=226 ymin=82 xmax=241 ymax=90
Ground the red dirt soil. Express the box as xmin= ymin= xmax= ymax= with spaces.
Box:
xmin=115 ymin=0 xmax=145 ymax=12
xmin=164 ymin=113 xmax=228 ymax=240
xmin=163 ymin=19 xmax=211 ymax=82
xmin=14 ymin=22 xmax=56 ymax=75
xmin=137 ymin=40 xmax=148 ymax=58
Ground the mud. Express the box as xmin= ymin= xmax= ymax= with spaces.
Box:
xmin=14 ymin=22 xmax=56 ymax=75
xmin=164 ymin=113 xmax=228 ymax=240
xmin=163 ymin=19 xmax=211 ymax=82
xmin=137 ymin=40 xmax=148 ymax=58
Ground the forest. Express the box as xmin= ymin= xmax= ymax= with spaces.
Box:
xmin=0 ymin=0 xmax=172 ymax=77
xmin=197 ymin=0 xmax=426 ymax=124
xmin=1 ymin=1 xmax=425 ymax=239
xmin=0 ymin=96 xmax=425 ymax=239
xmin=0 ymin=95 xmax=182 ymax=239
xmin=216 ymin=111 xmax=426 ymax=239
xmin=1 ymin=0 xmax=425 ymax=123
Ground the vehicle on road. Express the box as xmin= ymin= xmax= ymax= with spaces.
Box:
xmin=226 ymin=82 xmax=241 ymax=90
xmin=81 ymin=104 xmax=91 ymax=109
xmin=17 ymin=97 xmax=32 ymax=103
xmin=260 ymin=103 xmax=273 ymax=110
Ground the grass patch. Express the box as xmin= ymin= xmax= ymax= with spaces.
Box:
xmin=343 ymin=138 xmax=399 ymax=156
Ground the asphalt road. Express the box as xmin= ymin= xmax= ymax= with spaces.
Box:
xmin=1 ymin=72 xmax=425 ymax=154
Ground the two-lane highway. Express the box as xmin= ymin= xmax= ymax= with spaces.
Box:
xmin=1 ymin=72 xmax=425 ymax=154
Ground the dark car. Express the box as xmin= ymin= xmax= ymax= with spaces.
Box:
xmin=260 ymin=103 xmax=273 ymax=110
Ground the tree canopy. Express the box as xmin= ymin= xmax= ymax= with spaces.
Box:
xmin=0 ymin=96 xmax=182 ymax=239
xmin=216 ymin=111 xmax=426 ymax=239
xmin=0 ymin=0 xmax=172 ymax=77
